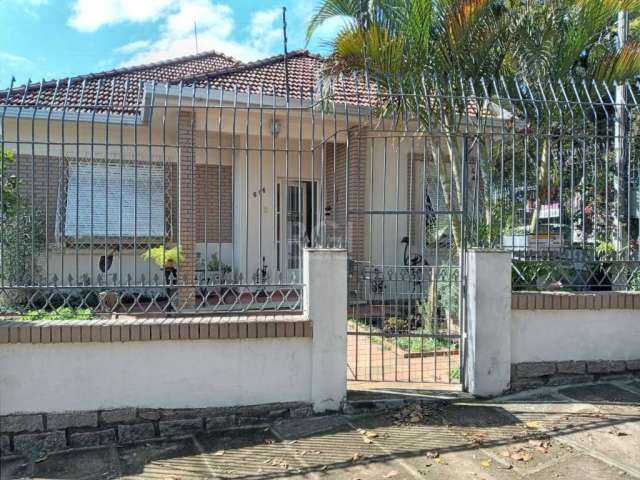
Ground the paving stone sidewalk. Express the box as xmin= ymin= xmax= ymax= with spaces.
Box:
xmin=2 ymin=379 xmax=639 ymax=479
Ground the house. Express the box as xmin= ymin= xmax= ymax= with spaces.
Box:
xmin=0 ymin=49 xmax=489 ymax=311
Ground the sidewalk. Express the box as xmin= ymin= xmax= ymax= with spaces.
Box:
xmin=3 ymin=379 xmax=639 ymax=479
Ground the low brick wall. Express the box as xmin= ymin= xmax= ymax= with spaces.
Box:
xmin=511 ymin=360 xmax=640 ymax=391
xmin=0 ymin=402 xmax=312 ymax=459
xmin=512 ymin=291 xmax=640 ymax=310
xmin=0 ymin=314 xmax=312 ymax=344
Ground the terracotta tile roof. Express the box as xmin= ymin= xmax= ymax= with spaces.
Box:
xmin=1 ymin=50 xmax=239 ymax=114
xmin=186 ymin=50 xmax=371 ymax=106
xmin=1 ymin=49 xmax=373 ymax=113
xmin=1 ymin=48 xmax=487 ymax=116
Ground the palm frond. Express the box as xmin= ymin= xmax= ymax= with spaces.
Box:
xmin=592 ymin=40 xmax=640 ymax=81
xmin=306 ymin=0 xmax=368 ymax=44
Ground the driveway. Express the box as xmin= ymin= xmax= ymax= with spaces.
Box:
xmin=2 ymin=379 xmax=639 ymax=479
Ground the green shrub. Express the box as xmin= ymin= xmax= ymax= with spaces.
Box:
xmin=19 ymin=307 xmax=94 ymax=321
xmin=206 ymin=253 xmax=232 ymax=274
xmin=0 ymin=150 xmax=45 ymax=287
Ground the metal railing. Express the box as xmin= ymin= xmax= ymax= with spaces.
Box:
xmin=1 ymin=74 xmax=639 ymax=328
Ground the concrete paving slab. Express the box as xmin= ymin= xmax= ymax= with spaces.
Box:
xmin=478 ymin=436 xmax=576 ymax=477
xmin=118 ymin=437 xmax=206 ymax=479
xmin=528 ymin=453 xmax=631 ymax=480
xmin=0 ymin=456 xmax=31 ymax=479
xmin=31 ymin=447 xmax=120 ymax=480
xmin=439 ymin=404 xmax=522 ymax=428
xmin=350 ymin=416 xmax=469 ymax=458
xmin=559 ymin=383 xmax=640 ymax=404
xmin=271 ymin=415 xmax=351 ymax=440
xmin=538 ymin=414 xmax=640 ymax=477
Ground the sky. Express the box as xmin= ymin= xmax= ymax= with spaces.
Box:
xmin=0 ymin=0 xmax=346 ymax=86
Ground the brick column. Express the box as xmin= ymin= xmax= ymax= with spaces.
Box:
xmin=177 ymin=111 xmax=196 ymax=310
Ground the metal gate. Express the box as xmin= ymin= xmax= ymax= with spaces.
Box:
xmin=341 ymin=130 xmax=468 ymax=384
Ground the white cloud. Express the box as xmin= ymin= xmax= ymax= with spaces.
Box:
xmin=0 ymin=52 xmax=32 ymax=69
xmin=102 ymin=0 xmax=284 ymax=66
xmin=68 ymin=0 xmax=174 ymax=32
xmin=114 ymin=40 xmax=152 ymax=55
xmin=250 ymin=8 xmax=282 ymax=49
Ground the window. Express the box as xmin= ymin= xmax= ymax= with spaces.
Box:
xmin=60 ymin=161 xmax=165 ymax=241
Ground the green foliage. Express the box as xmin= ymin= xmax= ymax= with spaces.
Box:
xmin=141 ymin=246 xmax=183 ymax=268
xmin=628 ymin=267 xmax=640 ymax=291
xmin=417 ymin=267 xmax=460 ymax=328
xmin=383 ymin=316 xmax=410 ymax=333
xmin=450 ymin=366 xmax=460 ymax=380
xmin=206 ymin=253 xmax=232 ymax=274
xmin=395 ymin=335 xmax=458 ymax=354
xmin=595 ymin=239 xmax=617 ymax=260
xmin=0 ymin=149 xmax=18 ymax=216
xmin=0 ymin=149 xmax=45 ymax=287
xmin=18 ymin=307 xmax=94 ymax=321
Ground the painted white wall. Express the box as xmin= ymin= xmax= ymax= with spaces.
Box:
xmin=233 ymin=136 xmax=322 ymax=283
xmin=464 ymin=249 xmax=512 ymax=397
xmin=511 ymin=309 xmax=640 ymax=363
xmin=465 ymin=248 xmax=640 ymax=397
xmin=304 ymin=248 xmax=348 ymax=412
xmin=0 ymin=338 xmax=312 ymax=414
xmin=0 ymin=248 xmax=348 ymax=415
xmin=39 ymin=243 xmax=232 ymax=285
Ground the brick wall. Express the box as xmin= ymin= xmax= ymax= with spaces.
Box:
xmin=0 ymin=402 xmax=312 ymax=458
xmin=177 ymin=111 xmax=197 ymax=309
xmin=511 ymin=360 xmax=640 ymax=391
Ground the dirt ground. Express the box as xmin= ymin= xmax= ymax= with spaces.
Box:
xmin=2 ymin=379 xmax=639 ymax=479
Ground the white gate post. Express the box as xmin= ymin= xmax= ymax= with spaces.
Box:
xmin=464 ymin=249 xmax=512 ymax=396
xmin=303 ymin=248 xmax=348 ymax=412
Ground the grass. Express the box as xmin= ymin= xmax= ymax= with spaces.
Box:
xmin=394 ymin=335 xmax=458 ymax=354
xmin=18 ymin=307 xmax=94 ymax=321
xmin=348 ymin=318 xmax=458 ymax=354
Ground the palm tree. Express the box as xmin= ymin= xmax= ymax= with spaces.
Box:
xmin=309 ymin=0 xmax=514 ymax=251
xmin=308 ymin=0 xmax=640 ymax=318
xmin=307 ymin=0 xmax=640 ymax=250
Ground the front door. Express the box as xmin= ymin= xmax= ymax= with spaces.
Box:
xmin=276 ymin=180 xmax=318 ymax=280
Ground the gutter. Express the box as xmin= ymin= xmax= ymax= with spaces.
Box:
xmin=1 ymin=82 xmax=519 ymax=130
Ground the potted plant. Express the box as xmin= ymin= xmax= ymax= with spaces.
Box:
xmin=141 ymin=246 xmax=183 ymax=286
xmin=206 ymin=253 xmax=232 ymax=281
xmin=204 ymin=253 xmax=234 ymax=301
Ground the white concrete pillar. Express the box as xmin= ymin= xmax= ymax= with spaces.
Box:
xmin=303 ymin=248 xmax=348 ymax=412
xmin=464 ymin=249 xmax=512 ymax=397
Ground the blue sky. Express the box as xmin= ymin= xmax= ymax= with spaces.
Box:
xmin=0 ymin=0 xmax=345 ymax=86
